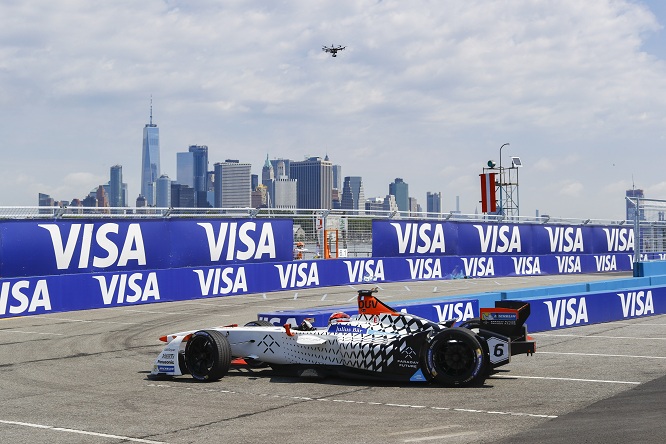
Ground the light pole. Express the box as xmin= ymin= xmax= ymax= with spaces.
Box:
xmin=498 ymin=143 xmax=509 ymax=215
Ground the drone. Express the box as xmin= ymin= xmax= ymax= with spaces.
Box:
xmin=322 ymin=44 xmax=346 ymax=57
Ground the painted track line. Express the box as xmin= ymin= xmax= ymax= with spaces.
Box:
xmin=492 ymin=375 xmax=640 ymax=385
xmin=538 ymin=351 xmax=666 ymax=359
xmin=146 ymin=383 xmax=557 ymax=419
xmin=0 ymin=419 xmax=166 ymax=444
xmin=533 ymin=333 xmax=666 ymax=340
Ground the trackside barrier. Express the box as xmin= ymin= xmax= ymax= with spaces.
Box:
xmin=258 ymin=272 xmax=666 ymax=333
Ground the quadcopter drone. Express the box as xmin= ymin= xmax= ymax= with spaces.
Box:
xmin=322 ymin=44 xmax=346 ymax=57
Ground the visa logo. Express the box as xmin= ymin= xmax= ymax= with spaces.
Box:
xmin=556 ymin=256 xmax=582 ymax=273
xmin=473 ymin=225 xmax=521 ymax=253
xmin=595 ymin=255 xmax=617 ymax=272
xmin=93 ymin=272 xmax=160 ymax=305
xmin=0 ymin=280 xmax=51 ymax=315
xmin=432 ymin=302 xmax=475 ymax=322
xmin=602 ymin=228 xmax=634 ymax=252
xmin=512 ymin=256 xmax=541 ymax=275
xmin=461 ymin=257 xmax=495 ymax=277
xmin=194 ymin=267 xmax=248 ymax=296
xmin=544 ymin=297 xmax=588 ymax=328
xmin=344 ymin=260 xmax=385 ymax=283
xmin=39 ymin=223 xmax=146 ymax=270
xmin=390 ymin=222 xmax=445 ymax=254
xmin=406 ymin=258 xmax=442 ymax=279
xmin=617 ymin=291 xmax=654 ymax=317
xmin=198 ymin=222 xmax=276 ymax=261
xmin=545 ymin=227 xmax=584 ymax=252
xmin=275 ymin=263 xmax=319 ymax=288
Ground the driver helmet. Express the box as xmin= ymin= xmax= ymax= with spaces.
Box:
xmin=328 ymin=312 xmax=351 ymax=324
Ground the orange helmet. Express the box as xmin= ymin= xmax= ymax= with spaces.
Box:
xmin=328 ymin=312 xmax=350 ymax=324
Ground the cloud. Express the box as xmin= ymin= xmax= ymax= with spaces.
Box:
xmin=1 ymin=0 xmax=665 ymax=220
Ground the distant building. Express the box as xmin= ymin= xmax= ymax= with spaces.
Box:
xmin=38 ymin=193 xmax=55 ymax=206
xmin=176 ymin=152 xmax=194 ymax=187
xmin=341 ymin=176 xmax=366 ymax=214
xmin=332 ymin=164 xmax=342 ymax=190
xmin=155 ymin=175 xmax=171 ymax=207
xmin=262 ymin=154 xmax=274 ymax=187
xmin=389 ymin=178 xmax=409 ymax=212
xmin=96 ymin=185 xmax=109 ymax=208
xmin=189 ymin=145 xmax=209 ymax=193
xmin=171 ymin=183 xmax=196 ymax=208
xmin=290 ymin=156 xmax=333 ymax=209
xmin=409 ymin=197 xmax=420 ymax=215
xmin=626 ymin=189 xmax=645 ymax=221
xmin=271 ymin=177 xmax=297 ymax=209
xmin=141 ymin=100 xmax=160 ymax=205
xmin=214 ymin=160 xmax=252 ymax=208
xmin=365 ymin=195 xmax=398 ymax=215
xmin=270 ymin=158 xmax=291 ymax=179
xmin=109 ymin=165 xmax=125 ymax=207
xmin=427 ymin=191 xmax=442 ymax=214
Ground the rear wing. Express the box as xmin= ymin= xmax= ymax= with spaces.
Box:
xmin=356 ymin=288 xmax=399 ymax=316
xmin=479 ymin=300 xmax=531 ymax=339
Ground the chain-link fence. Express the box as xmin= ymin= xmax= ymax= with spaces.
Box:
xmin=627 ymin=197 xmax=666 ymax=262
xmin=0 ymin=206 xmax=637 ymax=260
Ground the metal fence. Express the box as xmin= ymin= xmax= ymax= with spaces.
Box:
xmin=627 ymin=198 xmax=666 ymax=262
xmin=0 ymin=206 xmax=635 ymax=260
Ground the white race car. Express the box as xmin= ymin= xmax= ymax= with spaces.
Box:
xmin=150 ymin=288 xmax=535 ymax=386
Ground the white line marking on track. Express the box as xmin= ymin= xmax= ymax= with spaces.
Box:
xmin=538 ymin=351 xmax=666 ymax=359
xmin=533 ymin=333 xmax=666 ymax=340
xmin=388 ymin=425 xmax=461 ymax=436
xmin=0 ymin=419 xmax=166 ymax=444
xmin=45 ymin=317 xmax=141 ymax=325
xmin=146 ymin=383 xmax=557 ymax=419
xmin=493 ymin=375 xmax=640 ymax=385
xmin=0 ymin=330 xmax=64 ymax=336
xmin=403 ymin=431 xmax=478 ymax=442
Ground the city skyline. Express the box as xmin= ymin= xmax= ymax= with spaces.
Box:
xmin=4 ymin=1 xmax=666 ymax=219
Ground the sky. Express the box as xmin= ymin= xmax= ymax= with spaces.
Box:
xmin=2 ymin=0 xmax=666 ymax=221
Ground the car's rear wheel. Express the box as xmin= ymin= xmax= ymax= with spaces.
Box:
xmin=184 ymin=330 xmax=231 ymax=381
xmin=423 ymin=328 xmax=488 ymax=387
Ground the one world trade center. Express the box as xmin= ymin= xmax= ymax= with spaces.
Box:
xmin=141 ymin=99 xmax=160 ymax=205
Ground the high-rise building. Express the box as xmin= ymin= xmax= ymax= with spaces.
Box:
xmin=290 ymin=156 xmax=333 ymax=209
xmin=156 ymin=175 xmax=171 ymax=208
xmin=270 ymin=158 xmax=291 ymax=179
xmin=626 ymin=188 xmax=645 ymax=221
xmin=427 ymin=191 xmax=442 ymax=214
xmin=214 ymin=160 xmax=252 ymax=208
xmin=332 ymin=164 xmax=342 ymax=190
xmin=341 ymin=176 xmax=366 ymax=214
xmin=141 ymin=100 xmax=160 ymax=205
xmin=262 ymin=154 xmax=274 ymax=187
xmin=171 ymin=183 xmax=196 ymax=208
xmin=176 ymin=152 xmax=194 ymax=188
xmin=109 ymin=165 xmax=125 ymax=207
xmin=189 ymin=145 xmax=209 ymax=193
xmin=96 ymin=185 xmax=109 ymax=208
xmin=272 ymin=178 xmax=297 ymax=209
xmin=409 ymin=197 xmax=420 ymax=214
xmin=389 ymin=178 xmax=409 ymax=212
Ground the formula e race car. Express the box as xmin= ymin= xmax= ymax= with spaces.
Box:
xmin=150 ymin=289 xmax=536 ymax=387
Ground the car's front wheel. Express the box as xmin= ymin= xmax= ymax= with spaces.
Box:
xmin=423 ymin=328 xmax=488 ymax=387
xmin=184 ymin=330 xmax=231 ymax=381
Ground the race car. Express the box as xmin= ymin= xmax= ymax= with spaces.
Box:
xmin=150 ymin=288 xmax=536 ymax=386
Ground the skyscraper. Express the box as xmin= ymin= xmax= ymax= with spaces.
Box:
xmin=290 ymin=156 xmax=333 ymax=209
xmin=262 ymin=154 xmax=274 ymax=186
xmin=176 ymin=152 xmax=194 ymax=188
xmin=156 ymin=175 xmax=171 ymax=207
xmin=389 ymin=178 xmax=409 ymax=212
xmin=427 ymin=191 xmax=442 ymax=214
xmin=109 ymin=165 xmax=125 ymax=207
xmin=214 ymin=160 xmax=252 ymax=208
xmin=141 ymin=99 xmax=160 ymax=205
xmin=341 ymin=176 xmax=366 ymax=214
xmin=332 ymin=164 xmax=342 ymax=190
xmin=189 ymin=145 xmax=209 ymax=193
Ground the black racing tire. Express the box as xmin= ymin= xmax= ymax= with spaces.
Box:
xmin=423 ymin=327 xmax=488 ymax=387
xmin=242 ymin=320 xmax=274 ymax=368
xmin=184 ymin=330 xmax=231 ymax=382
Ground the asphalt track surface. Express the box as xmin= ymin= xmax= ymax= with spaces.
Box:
xmin=2 ymin=272 xmax=665 ymax=444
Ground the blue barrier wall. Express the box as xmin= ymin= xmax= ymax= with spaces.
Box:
xmin=0 ymin=217 xmax=661 ymax=320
